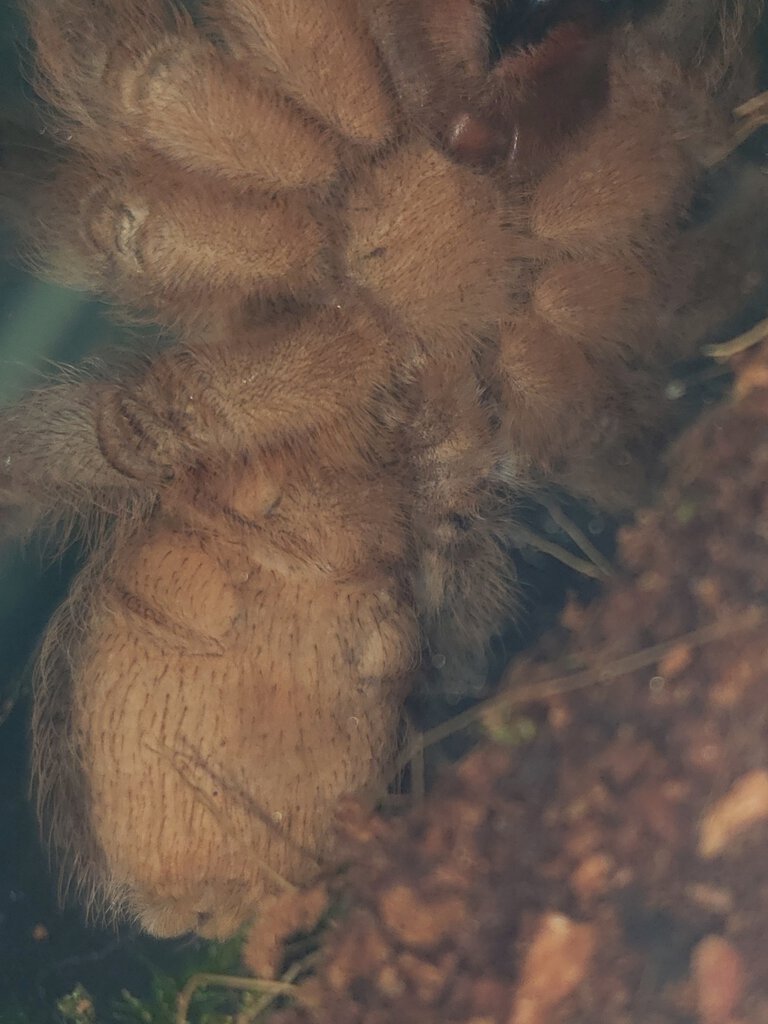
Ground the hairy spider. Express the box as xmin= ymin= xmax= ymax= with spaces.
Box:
xmin=0 ymin=0 xmax=764 ymax=938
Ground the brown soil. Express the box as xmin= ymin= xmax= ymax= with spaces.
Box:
xmin=244 ymin=336 xmax=768 ymax=1023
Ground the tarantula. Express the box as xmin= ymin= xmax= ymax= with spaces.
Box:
xmin=0 ymin=0 xmax=764 ymax=939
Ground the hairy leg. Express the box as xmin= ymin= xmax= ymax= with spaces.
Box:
xmin=21 ymin=151 xmax=330 ymax=327
xmin=205 ymin=0 xmax=395 ymax=145
xmin=27 ymin=0 xmax=345 ymax=187
xmin=359 ymin=0 xmax=488 ymax=140
xmin=0 ymin=304 xmax=399 ymax=532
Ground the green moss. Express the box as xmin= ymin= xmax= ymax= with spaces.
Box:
xmin=57 ymin=985 xmax=96 ymax=1024
xmin=50 ymin=935 xmax=245 ymax=1024
xmin=675 ymin=499 xmax=698 ymax=525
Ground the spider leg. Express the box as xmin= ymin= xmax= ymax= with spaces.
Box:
xmin=0 ymin=306 xmax=396 ymax=533
xmin=360 ymin=1 xmax=614 ymax=172
xmin=527 ymin=45 xmax=713 ymax=256
xmin=18 ymin=150 xmax=329 ymax=329
xmin=466 ymin=22 xmax=612 ymax=176
xmin=111 ymin=306 xmax=398 ymax=466
xmin=204 ymin=0 xmax=394 ymax=146
xmin=402 ymin=350 xmax=517 ymax=697
xmin=20 ymin=0 xmax=413 ymax=327
xmin=497 ymin=314 xmax=599 ymax=475
xmin=359 ymin=0 xmax=489 ymax=143
xmin=27 ymin=0 xmax=340 ymax=189
xmin=0 ymin=376 xmax=147 ymax=536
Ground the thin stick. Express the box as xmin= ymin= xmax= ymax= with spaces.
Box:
xmin=539 ymin=497 xmax=614 ymax=578
xmin=401 ymin=710 xmax=425 ymax=806
xmin=704 ymin=91 xmax=768 ymax=165
xmin=511 ymin=524 xmax=608 ymax=580
xmin=241 ymin=958 xmax=311 ymax=1023
xmin=704 ymin=315 xmax=768 ymax=360
xmin=176 ymin=973 xmax=298 ymax=1024
xmin=729 ymin=113 xmax=768 ymax=148
xmin=394 ymin=607 xmax=765 ymax=774
xmin=410 ymin=734 xmax=425 ymax=806
xmin=734 ymin=89 xmax=768 ymax=118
